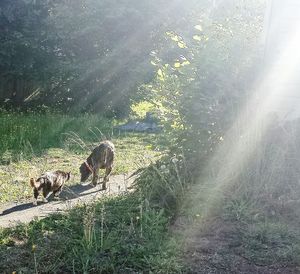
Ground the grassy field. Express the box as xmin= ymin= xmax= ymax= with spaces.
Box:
xmin=0 ymin=194 xmax=182 ymax=273
xmin=0 ymin=135 xmax=162 ymax=204
xmin=0 ymin=112 xmax=183 ymax=273
xmin=3 ymin=112 xmax=300 ymax=273
xmin=176 ymin=179 xmax=300 ymax=273
xmin=0 ymin=112 xmax=165 ymax=204
xmin=173 ymin=122 xmax=300 ymax=273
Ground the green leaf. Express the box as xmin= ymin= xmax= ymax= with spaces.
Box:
xmin=193 ymin=35 xmax=201 ymax=41
xmin=157 ymin=69 xmax=163 ymax=77
xmin=157 ymin=68 xmax=165 ymax=81
xmin=177 ymin=41 xmax=187 ymax=48
xmin=181 ymin=60 xmax=190 ymax=66
xmin=151 ymin=60 xmax=157 ymax=66
xmin=194 ymin=25 xmax=203 ymax=31
xmin=171 ymin=35 xmax=180 ymax=42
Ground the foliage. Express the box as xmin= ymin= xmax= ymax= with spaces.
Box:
xmin=134 ymin=154 xmax=189 ymax=215
xmin=0 ymin=0 xmax=200 ymax=116
xmin=130 ymin=101 xmax=157 ymax=120
xmin=138 ymin=0 xmax=265 ymax=174
xmin=0 ymin=195 xmax=183 ymax=273
xmin=178 ymin=117 xmax=300 ymax=271
xmin=4 ymin=0 xmax=300 ymax=272
xmin=128 ymin=1 xmax=299 ymax=270
xmin=0 ymin=110 xmax=114 ymax=159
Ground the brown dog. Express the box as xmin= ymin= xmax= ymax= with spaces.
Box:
xmin=30 ymin=170 xmax=71 ymax=205
xmin=79 ymin=140 xmax=115 ymax=189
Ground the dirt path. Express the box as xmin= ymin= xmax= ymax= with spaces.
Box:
xmin=0 ymin=174 xmax=135 ymax=228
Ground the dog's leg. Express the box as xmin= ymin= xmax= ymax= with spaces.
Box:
xmin=104 ymin=166 xmax=112 ymax=182
xmin=33 ymin=188 xmax=39 ymax=206
xmin=103 ymin=166 xmax=112 ymax=190
xmin=42 ymin=189 xmax=50 ymax=203
xmin=91 ymin=167 xmax=99 ymax=187
xmin=54 ymin=185 xmax=63 ymax=197
xmin=53 ymin=185 xmax=63 ymax=200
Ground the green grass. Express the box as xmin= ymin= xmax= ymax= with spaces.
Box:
xmin=0 ymin=112 xmax=165 ymax=204
xmin=174 ymin=182 xmax=300 ymax=273
xmin=0 ymin=135 xmax=162 ymax=204
xmin=0 ymin=194 xmax=182 ymax=273
xmin=170 ymin=119 xmax=300 ymax=272
xmin=0 ymin=111 xmax=183 ymax=273
xmin=0 ymin=111 xmax=116 ymax=160
xmin=3 ymin=111 xmax=300 ymax=273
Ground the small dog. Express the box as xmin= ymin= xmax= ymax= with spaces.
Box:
xmin=79 ymin=140 xmax=115 ymax=189
xmin=30 ymin=170 xmax=71 ymax=205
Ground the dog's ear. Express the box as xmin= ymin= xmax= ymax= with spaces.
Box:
xmin=67 ymin=171 xmax=71 ymax=180
xmin=30 ymin=178 xmax=35 ymax=188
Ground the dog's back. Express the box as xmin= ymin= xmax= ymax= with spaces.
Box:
xmin=30 ymin=170 xmax=70 ymax=205
xmin=91 ymin=140 xmax=115 ymax=169
xmin=31 ymin=171 xmax=69 ymax=189
xmin=46 ymin=170 xmax=70 ymax=190
xmin=80 ymin=140 xmax=115 ymax=187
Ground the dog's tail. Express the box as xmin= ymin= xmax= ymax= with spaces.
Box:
xmin=30 ymin=178 xmax=40 ymax=189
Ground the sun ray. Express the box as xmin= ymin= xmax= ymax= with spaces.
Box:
xmin=185 ymin=23 xmax=300 ymax=221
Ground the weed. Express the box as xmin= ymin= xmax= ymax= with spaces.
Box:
xmin=237 ymin=221 xmax=300 ymax=266
xmin=134 ymin=153 xmax=188 ymax=216
xmin=0 ymin=195 xmax=183 ymax=273
xmin=0 ymin=111 xmax=180 ymax=273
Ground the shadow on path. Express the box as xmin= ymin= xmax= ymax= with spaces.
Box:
xmin=0 ymin=182 xmax=102 ymax=216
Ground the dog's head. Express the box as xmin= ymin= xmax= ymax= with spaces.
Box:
xmin=79 ymin=163 xmax=91 ymax=182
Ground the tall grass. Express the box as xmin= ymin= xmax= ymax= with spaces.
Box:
xmin=0 ymin=111 xmax=114 ymax=161
xmin=0 ymin=111 xmax=165 ymax=204
xmin=134 ymin=154 xmax=190 ymax=216
xmin=0 ymin=111 xmax=182 ymax=273
xmin=178 ymin=118 xmax=300 ymax=271
xmin=0 ymin=195 xmax=182 ymax=273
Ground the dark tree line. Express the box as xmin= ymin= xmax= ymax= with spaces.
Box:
xmin=0 ymin=0 xmax=196 ymax=116
xmin=0 ymin=0 xmax=265 ymax=121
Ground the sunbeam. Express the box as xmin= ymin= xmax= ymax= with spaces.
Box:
xmin=186 ymin=19 xmax=300 ymax=223
xmin=2 ymin=1 xmax=300 ymax=272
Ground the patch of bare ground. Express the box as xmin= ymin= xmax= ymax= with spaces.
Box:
xmin=173 ymin=217 xmax=300 ymax=274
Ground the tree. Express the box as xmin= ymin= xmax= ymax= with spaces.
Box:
xmin=138 ymin=0 xmax=265 ymax=173
xmin=1 ymin=0 xmax=207 ymax=116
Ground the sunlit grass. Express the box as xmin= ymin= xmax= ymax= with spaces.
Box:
xmin=0 ymin=112 xmax=179 ymax=273
xmin=176 ymin=118 xmax=300 ymax=270
xmin=0 ymin=111 xmax=116 ymax=160
xmin=0 ymin=194 xmax=182 ymax=273
xmin=0 ymin=112 xmax=165 ymax=204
